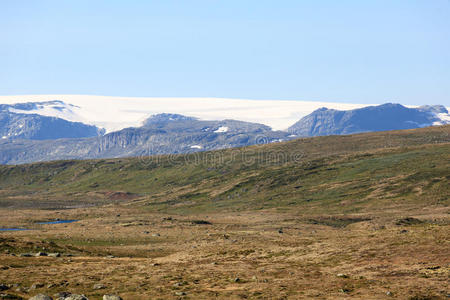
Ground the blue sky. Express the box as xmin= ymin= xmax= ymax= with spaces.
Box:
xmin=1 ymin=0 xmax=449 ymax=105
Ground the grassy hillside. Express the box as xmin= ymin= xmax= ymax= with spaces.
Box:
xmin=1 ymin=126 xmax=449 ymax=300
xmin=0 ymin=125 xmax=449 ymax=213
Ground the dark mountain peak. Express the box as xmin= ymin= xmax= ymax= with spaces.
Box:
xmin=0 ymin=101 xmax=104 ymax=141
xmin=377 ymin=102 xmax=404 ymax=108
xmin=315 ymin=107 xmax=331 ymax=112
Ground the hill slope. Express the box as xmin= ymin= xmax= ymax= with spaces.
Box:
xmin=0 ymin=125 xmax=448 ymax=213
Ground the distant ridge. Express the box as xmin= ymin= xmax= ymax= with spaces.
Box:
xmin=288 ymin=103 xmax=450 ymax=137
xmin=0 ymin=101 xmax=104 ymax=140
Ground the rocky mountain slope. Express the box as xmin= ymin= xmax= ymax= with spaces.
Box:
xmin=0 ymin=114 xmax=291 ymax=165
xmin=0 ymin=101 xmax=104 ymax=140
xmin=1 ymin=100 xmax=450 ymax=165
xmin=288 ymin=103 xmax=450 ymax=137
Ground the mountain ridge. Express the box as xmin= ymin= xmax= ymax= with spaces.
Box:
xmin=288 ymin=103 xmax=449 ymax=137
xmin=0 ymin=102 xmax=104 ymax=141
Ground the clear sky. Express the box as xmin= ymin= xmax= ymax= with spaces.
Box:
xmin=1 ymin=0 xmax=449 ymax=105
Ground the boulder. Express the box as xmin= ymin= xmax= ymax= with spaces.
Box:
xmin=52 ymin=292 xmax=70 ymax=299
xmin=29 ymin=295 xmax=53 ymax=300
xmin=0 ymin=294 xmax=23 ymax=299
xmin=64 ymin=295 xmax=88 ymax=300
xmin=102 ymin=296 xmax=122 ymax=300
xmin=30 ymin=284 xmax=44 ymax=290
xmin=0 ymin=285 xmax=9 ymax=291
xmin=93 ymin=284 xmax=106 ymax=290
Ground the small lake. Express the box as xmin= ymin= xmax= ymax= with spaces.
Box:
xmin=0 ymin=228 xmax=29 ymax=231
xmin=37 ymin=219 xmax=79 ymax=225
xmin=0 ymin=220 xmax=79 ymax=232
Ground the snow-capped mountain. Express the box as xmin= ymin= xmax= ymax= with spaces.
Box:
xmin=0 ymin=114 xmax=291 ymax=165
xmin=0 ymin=101 xmax=104 ymax=140
xmin=0 ymin=95 xmax=372 ymax=132
xmin=0 ymin=96 xmax=449 ymax=165
xmin=0 ymin=96 xmax=448 ymax=134
xmin=288 ymin=103 xmax=450 ymax=137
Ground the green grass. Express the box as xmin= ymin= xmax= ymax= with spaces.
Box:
xmin=0 ymin=125 xmax=449 ymax=214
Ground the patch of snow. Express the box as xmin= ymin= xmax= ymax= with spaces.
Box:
xmin=214 ymin=126 xmax=229 ymax=133
xmin=1 ymin=136 xmax=7 ymax=139
xmin=190 ymin=145 xmax=203 ymax=149
xmin=437 ymin=113 xmax=450 ymax=123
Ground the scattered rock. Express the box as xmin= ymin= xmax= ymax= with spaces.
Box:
xmin=278 ymin=228 xmax=283 ymax=234
xmin=336 ymin=273 xmax=349 ymax=278
xmin=0 ymin=294 xmax=23 ymax=299
xmin=30 ymin=284 xmax=44 ymax=290
xmin=93 ymin=284 xmax=106 ymax=290
xmin=151 ymin=233 xmax=160 ymax=237
xmin=0 ymin=285 xmax=8 ymax=291
xmin=28 ymin=295 xmax=53 ymax=300
xmin=47 ymin=253 xmax=60 ymax=258
xmin=105 ymin=255 xmax=115 ymax=259
xmin=53 ymin=292 xmax=70 ymax=299
xmin=386 ymin=291 xmax=393 ymax=296
xmin=102 ymin=296 xmax=122 ymax=300
xmin=57 ymin=281 xmax=69 ymax=287
xmin=191 ymin=220 xmax=212 ymax=225
xmin=174 ymin=292 xmax=186 ymax=296
xmin=396 ymin=217 xmax=424 ymax=226
xmin=15 ymin=288 xmax=28 ymax=293
xmin=64 ymin=295 xmax=88 ymax=300
xmin=400 ymin=229 xmax=408 ymax=234
xmin=34 ymin=253 xmax=47 ymax=257
xmin=45 ymin=285 xmax=56 ymax=289
xmin=19 ymin=253 xmax=32 ymax=257
xmin=233 ymin=277 xmax=240 ymax=283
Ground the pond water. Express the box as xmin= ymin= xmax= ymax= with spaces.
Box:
xmin=0 ymin=220 xmax=79 ymax=232
xmin=37 ymin=219 xmax=79 ymax=225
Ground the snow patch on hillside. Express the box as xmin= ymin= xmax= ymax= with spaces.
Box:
xmin=214 ymin=126 xmax=229 ymax=133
